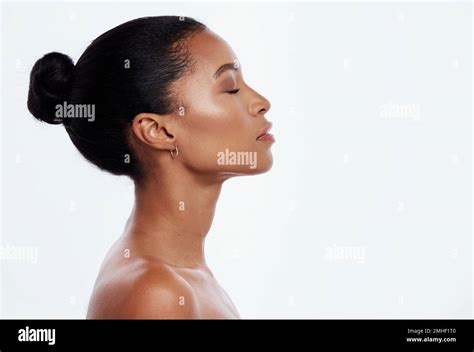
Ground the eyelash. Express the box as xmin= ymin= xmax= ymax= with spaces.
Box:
xmin=226 ymin=88 xmax=240 ymax=95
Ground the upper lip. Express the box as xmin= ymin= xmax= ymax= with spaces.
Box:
xmin=256 ymin=122 xmax=273 ymax=140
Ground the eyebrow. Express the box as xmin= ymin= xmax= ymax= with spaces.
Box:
xmin=213 ymin=62 xmax=239 ymax=80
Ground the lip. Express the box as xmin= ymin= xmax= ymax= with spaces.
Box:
xmin=257 ymin=133 xmax=275 ymax=142
xmin=256 ymin=122 xmax=275 ymax=142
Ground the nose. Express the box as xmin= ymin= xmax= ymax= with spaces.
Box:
xmin=249 ymin=89 xmax=271 ymax=117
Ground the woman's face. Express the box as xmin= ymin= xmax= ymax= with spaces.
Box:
xmin=172 ymin=29 xmax=274 ymax=178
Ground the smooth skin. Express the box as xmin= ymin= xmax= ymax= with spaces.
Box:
xmin=87 ymin=29 xmax=273 ymax=319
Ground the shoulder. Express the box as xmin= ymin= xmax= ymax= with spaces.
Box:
xmin=120 ymin=259 xmax=199 ymax=319
xmin=89 ymin=258 xmax=199 ymax=319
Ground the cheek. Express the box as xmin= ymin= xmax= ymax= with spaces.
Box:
xmin=189 ymin=95 xmax=251 ymax=144
xmin=180 ymin=97 xmax=254 ymax=169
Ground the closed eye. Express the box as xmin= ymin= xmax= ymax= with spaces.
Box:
xmin=226 ymin=88 xmax=240 ymax=95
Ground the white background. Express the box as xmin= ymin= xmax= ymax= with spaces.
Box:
xmin=0 ymin=0 xmax=472 ymax=318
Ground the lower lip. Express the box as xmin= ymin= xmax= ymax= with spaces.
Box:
xmin=257 ymin=133 xmax=275 ymax=142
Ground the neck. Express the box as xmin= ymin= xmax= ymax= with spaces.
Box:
xmin=124 ymin=163 xmax=223 ymax=269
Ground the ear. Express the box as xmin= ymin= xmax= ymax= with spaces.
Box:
xmin=131 ymin=112 xmax=176 ymax=151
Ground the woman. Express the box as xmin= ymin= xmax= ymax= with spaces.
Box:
xmin=27 ymin=16 xmax=274 ymax=319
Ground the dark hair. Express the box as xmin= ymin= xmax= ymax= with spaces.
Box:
xmin=27 ymin=16 xmax=207 ymax=180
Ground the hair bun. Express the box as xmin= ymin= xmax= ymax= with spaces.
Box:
xmin=27 ymin=52 xmax=75 ymax=125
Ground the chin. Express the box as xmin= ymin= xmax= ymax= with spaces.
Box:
xmin=251 ymin=155 xmax=273 ymax=174
xmin=214 ymin=148 xmax=273 ymax=178
xmin=238 ymin=153 xmax=274 ymax=176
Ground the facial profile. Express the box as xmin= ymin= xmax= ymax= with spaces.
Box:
xmin=129 ymin=29 xmax=274 ymax=182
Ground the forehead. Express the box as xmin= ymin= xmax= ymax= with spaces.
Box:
xmin=185 ymin=29 xmax=238 ymax=76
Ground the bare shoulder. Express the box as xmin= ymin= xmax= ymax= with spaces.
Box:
xmin=87 ymin=257 xmax=199 ymax=319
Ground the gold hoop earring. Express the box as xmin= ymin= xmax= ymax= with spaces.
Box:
xmin=170 ymin=145 xmax=179 ymax=158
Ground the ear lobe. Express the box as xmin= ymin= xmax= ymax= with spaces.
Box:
xmin=131 ymin=112 xmax=175 ymax=150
